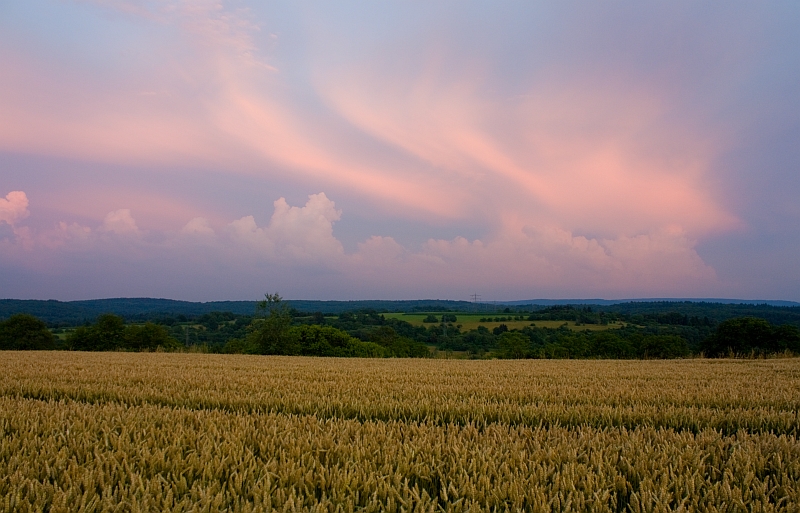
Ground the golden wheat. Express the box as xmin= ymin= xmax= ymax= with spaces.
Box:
xmin=1 ymin=352 xmax=799 ymax=511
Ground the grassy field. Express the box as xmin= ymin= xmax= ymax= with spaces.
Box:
xmin=2 ymin=353 xmax=799 ymax=511
xmin=383 ymin=312 xmax=626 ymax=331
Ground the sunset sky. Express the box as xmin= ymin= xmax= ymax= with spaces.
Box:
xmin=2 ymin=1 xmax=799 ymax=301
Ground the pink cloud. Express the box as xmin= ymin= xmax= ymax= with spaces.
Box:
xmin=0 ymin=191 xmax=722 ymax=299
xmin=0 ymin=191 xmax=29 ymax=225
xmin=34 ymin=186 xmax=220 ymax=233
xmin=0 ymin=47 xmax=220 ymax=166
xmin=46 ymin=222 xmax=93 ymax=248
xmin=315 ymin=65 xmax=740 ymax=239
xmin=181 ymin=217 xmax=215 ymax=236
xmin=0 ymin=4 xmax=466 ymax=220
xmin=339 ymin=223 xmax=716 ymax=298
xmin=212 ymin=80 xmax=468 ymax=219
xmin=0 ymin=1 xmax=739 ymax=238
xmin=0 ymin=3 xmax=765 ymax=300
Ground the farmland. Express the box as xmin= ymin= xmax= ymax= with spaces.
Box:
xmin=2 ymin=353 xmax=799 ymax=511
xmin=382 ymin=312 xmax=627 ymax=331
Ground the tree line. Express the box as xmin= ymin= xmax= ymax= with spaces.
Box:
xmin=5 ymin=298 xmax=800 ymax=328
xmin=0 ymin=313 xmax=181 ymax=351
xmin=2 ymin=295 xmax=799 ymax=358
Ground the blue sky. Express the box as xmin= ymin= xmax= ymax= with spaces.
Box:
xmin=1 ymin=1 xmax=799 ymax=301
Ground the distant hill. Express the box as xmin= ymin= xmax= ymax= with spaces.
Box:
xmin=594 ymin=301 xmax=800 ymax=326
xmin=2 ymin=297 xmax=799 ymax=326
xmin=0 ymin=298 xmax=258 ymax=326
xmin=501 ymin=299 xmax=800 ymax=326
xmin=501 ymin=298 xmax=800 ymax=307
xmin=0 ymin=298 xmax=477 ymax=325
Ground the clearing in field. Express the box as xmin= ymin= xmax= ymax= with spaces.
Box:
xmin=1 ymin=352 xmax=799 ymax=511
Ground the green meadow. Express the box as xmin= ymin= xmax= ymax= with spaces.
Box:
xmin=383 ymin=312 xmax=626 ymax=331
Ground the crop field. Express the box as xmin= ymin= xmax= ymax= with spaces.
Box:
xmin=2 ymin=353 xmax=799 ymax=511
xmin=383 ymin=312 xmax=625 ymax=331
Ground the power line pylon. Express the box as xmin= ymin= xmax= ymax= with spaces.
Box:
xmin=471 ymin=293 xmax=481 ymax=312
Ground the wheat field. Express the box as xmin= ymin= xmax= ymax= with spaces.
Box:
xmin=2 ymin=352 xmax=799 ymax=511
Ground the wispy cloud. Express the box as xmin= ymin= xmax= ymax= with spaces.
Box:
xmin=0 ymin=1 xmax=738 ymax=231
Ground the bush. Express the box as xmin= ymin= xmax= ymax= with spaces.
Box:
xmin=67 ymin=314 xmax=181 ymax=352
xmin=126 ymin=323 xmax=182 ymax=351
xmin=222 ymin=338 xmax=257 ymax=354
xmin=366 ymin=326 xmax=429 ymax=357
xmin=290 ymin=325 xmax=386 ymax=357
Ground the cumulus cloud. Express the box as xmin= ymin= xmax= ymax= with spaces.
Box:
xmin=210 ymin=193 xmax=718 ymax=297
xmin=0 ymin=191 xmax=723 ymax=299
xmin=266 ymin=193 xmax=343 ymax=258
xmin=182 ymin=217 xmax=215 ymax=235
xmin=0 ymin=191 xmax=29 ymax=226
xmin=365 ymin=222 xmax=715 ymax=298
xmin=226 ymin=193 xmax=344 ymax=262
xmin=59 ymin=221 xmax=92 ymax=239
xmin=226 ymin=215 xmax=272 ymax=253
xmin=99 ymin=209 xmax=140 ymax=235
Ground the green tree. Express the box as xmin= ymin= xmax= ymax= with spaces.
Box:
xmin=68 ymin=313 xmax=127 ymax=351
xmin=702 ymin=317 xmax=800 ymax=357
xmin=493 ymin=324 xmax=509 ymax=336
xmin=0 ymin=314 xmax=56 ymax=350
xmin=126 ymin=323 xmax=181 ymax=351
xmin=248 ymin=293 xmax=295 ymax=354
xmin=497 ymin=332 xmax=528 ymax=359
xmin=460 ymin=327 xmax=495 ymax=357
xmin=635 ymin=334 xmax=690 ymax=359
xmin=590 ymin=331 xmax=633 ymax=358
xmin=366 ymin=326 xmax=429 ymax=357
xmin=702 ymin=317 xmax=774 ymax=357
xmin=772 ymin=324 xmax=800 ymax=354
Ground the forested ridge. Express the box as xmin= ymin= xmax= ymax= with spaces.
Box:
xmin=2 ymin=297 xmax=799 ymax=327
xmin=0 ymin=298 xmax=489 ymax=325
xmin=2 ymin=296 xmax=799 ymax=358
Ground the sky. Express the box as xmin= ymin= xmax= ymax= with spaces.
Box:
xmin=1 ymin=1 xmax=799 ymax=302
